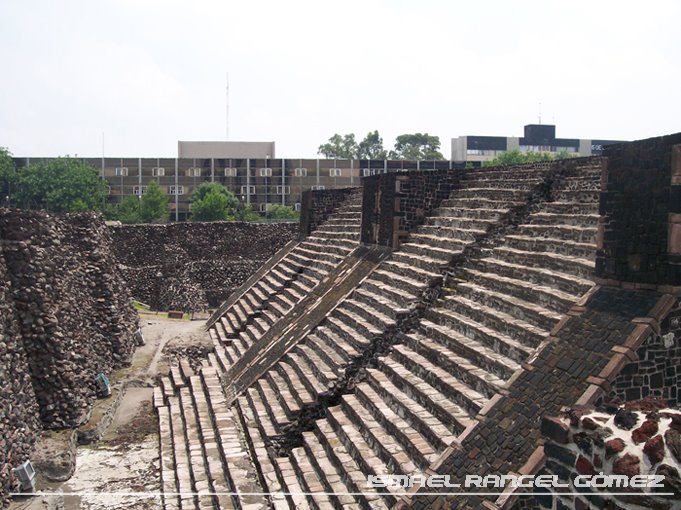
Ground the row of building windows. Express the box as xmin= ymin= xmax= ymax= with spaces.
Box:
xmin=113 ymin=167 xmax=362 ymax=178
xmin=125 ymin=184 xmax=320 ymax=196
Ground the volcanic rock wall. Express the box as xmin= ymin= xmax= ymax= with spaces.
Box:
xmin=110 ymin=222 xmax=298 ymax=311
xmin=540 ymin=401 xmax=681 ymax=509
xmin=0 ymin=209 xmax=139 ymax=502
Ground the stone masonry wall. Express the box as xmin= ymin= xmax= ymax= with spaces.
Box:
xmin=539 ymin=401 xmax=681 ymax=509
xmin=597 ymin=133 xmax=681 ymax=286
xmin=0 ymin=247 xmax=39 ymax=508
xmin=360 ymin=168 xmax=462 ymax=248
xmin=610 ymin=298 xmax=681 ymax=405
xmin=111 ymin=221 xmax=298 ymax=311
xmin=0 ymin=209 xmax=139 ymax=503
xmin=299 ymin=187 xmax=357 ymax=240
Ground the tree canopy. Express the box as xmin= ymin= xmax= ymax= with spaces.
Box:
xmin=357 ymin=130 xmax=387 ymax=159
xmin=266 ymin=204 xmax=299 ymax=220
xmin=317 ymin=133 xmax=358 ymax=159
xmin=139 ymin=181 xmax=169 ymax=223
xmin=190 ymin=182 xmax=239 ymax=221
xmin=13 ymin=157 xmax=108 ymax=212
xmin=0 ymin=147 xmax=16 ymax=204
xmin=318 ymin=131 xmax=444 ymax=160
xmin=482 ymin=150 xmax=554 ymax=167
xmin=389 ymin=133 xmax=444 ymax=160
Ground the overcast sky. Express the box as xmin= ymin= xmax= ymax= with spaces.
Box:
xmin=1 ymin=0 xmax=679 ymax=159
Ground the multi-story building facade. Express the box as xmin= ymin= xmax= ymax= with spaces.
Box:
xmin=451 ymin=123 xmax=625 ymax=163
xmin=13 ymin=155 xmax=456 ymax=221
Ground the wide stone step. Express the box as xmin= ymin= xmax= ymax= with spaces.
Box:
xmin=157 ymin=406 xmax=179 ymax=510
xmin=267 ymin=367 xmax=311 ymax=420
xmin=450 ymin=187 xmax=530 ymax=201
xmin=440 ymin=197 xmax=524 ymax=210
xmin=433 ymin=206 xmax=507 ymax=220
xmin=402 ymin=331 xmax=504 ymax=400
xmin=195 ymin=370 xmax=267 ymax=509
xmin=515 ymin=223 xmax=598 ymax=244
xmin=420 ymin=318 xmax=522 ymax=380
xmin=380 ymin=259 xmax=441 ymax=283
xmin=491 ymin=246 xmax=595 ymax=280
xmin=305 ymin=235 xmax=358 ymax=252
xmin=327 ymin=311 xmax=377 ymax=349
xmin=275 ymin=359 xmax=318 ymax=409
xmin=370 ymin=268 xmax=428 ymax=297
xmin=304 ymin=334 xmax=348 ymax=379
xmin=387 ymin=343 xmax=489 ymax=418
xmin=289 ymin=447 xmax=337 ymax=509
xmin=426 ymin=307 xmax=533 ymax=364
xmin=459 ymin=178 xmax=542 ymax=190
xmin=460 ymin=267 xmax=576 ymax=314
xmin=553 ymin=177 xmax=600 ymax=192
xmin=340 ymin=394 xmax=424 ymax=475
xmin=351 ymin=288 xmax=402 ymax=323
xmin=537 ymin=201 xmax=599 ymax=216
xmin=343 ymin=297 xmax=396 ymax=331
xmin=526 ymin=212 xmax=600 ymax=228
xmin=293 ymin=343 xmax=339 ymax=389
xmin=504 ymin=234 xmax=596 ymax=261
xmin=314 ymin=419 xmax=393 ymax=509
xmin=365 ymin=367 xmax=461 ymax=448
xmin=354 ymin=382 xmax=439 ymax=470
xmin=314 ymin=326 xmax=360 ymax=364
xmin=443 ymin=294 xmax=548 ymax=349
xmin=166 ymin=396 xmax=198 ymax=509
xmin=283 ymin=351 xmax=328 ymax=398
xmin=310 ymin=229 xmax=360 ymax=241
xmin=300 ymin=240 xmax=354 ymax=258
xmin=403 ymin=234 xmax=469 ymax=253
xmin=275 ymin=457 xmax=313 ymax=509
xmin=454 ymin=281 xmax=562 ymax=330
xmin=390 ymin=250 xmax=447 ymax=272
xmin=416 ymin=225 xmax=484 ymax=243
xmin=361 ymin=277 xmax=419 ymax=309
xmin=243 ymin=388 xmax=278 ymax=440
xmin=398 ymin=241 xmax=459 ymax=263
xmin=424 ymin=215 xmax=497 ymax=231
xmin=552 ymin=189 xmax=600 ymax=203
xmin=472 ymin=257 xmax=594 ymax=297
xmin=255 ymin=378 xmax=292 ymax=431
xmin=464 ymin=168 xmax=548 ymax=180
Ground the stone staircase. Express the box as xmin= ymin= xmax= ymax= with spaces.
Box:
xmin=225 ymin=164 xmax=571 ymax=509
xmin=156 ymin=160 xmax=605 ymax=509
xmin=207 ymin=190 xmax=363 ymax=371
xmin=154 ymin=358 xmax=269 ymax=510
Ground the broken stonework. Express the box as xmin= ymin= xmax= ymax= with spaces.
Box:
xmin=0 ymin=209 xmax=139 ymax=503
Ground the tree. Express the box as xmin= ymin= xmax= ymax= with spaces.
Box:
xmin=357 ymin=130 xmax=387 ymax=159
xmin=116 ymin=195 xmax=143 ymax=224
xmin=190 ymin=182 xmax=239 ymax=221
xmin=235 ymin=203 xmax=262 ymax=222
xmin=482 ymin=150 xmax=554 ymax=167
xmin=318 ymin=133 xmax=358 ymax=159
xmin=389 ymin=133 xmax=444 ymax=160
xmin=266 ymin=204 xmax=299 ymax=220
xmin=139 ymin=181 xmax=169 ymax=223
xmin=0 ymin=147 xmax=16 ymax=205
xmin=14 ymin=157 xmax=108 ymax=212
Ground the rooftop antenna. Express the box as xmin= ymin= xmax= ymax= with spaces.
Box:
xmin=538 ymin=102 xmax=542 ymax=125
xmin=225 ymin=71 xmax=230 ymax=140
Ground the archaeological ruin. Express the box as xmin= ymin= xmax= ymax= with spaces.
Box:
xmin=1 ymin=132 xmax=681 ymax=510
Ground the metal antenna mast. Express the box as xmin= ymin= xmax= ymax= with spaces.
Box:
xmin=226 ymin=72 xmax=230 ymax=140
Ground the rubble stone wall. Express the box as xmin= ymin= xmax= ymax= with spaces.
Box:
xmin=610 ymin=298 xmax=681 ymax=405
xmin=0 ymin=209 xmax=139 ymax=502
xmin=539 ymin=402 xmax=681 ymax=509
xmin=110 ymin=221 xmax=298 ymax=311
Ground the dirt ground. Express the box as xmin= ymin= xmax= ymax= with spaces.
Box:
xmin=10 ymin=318 xmax=211 ymax=510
